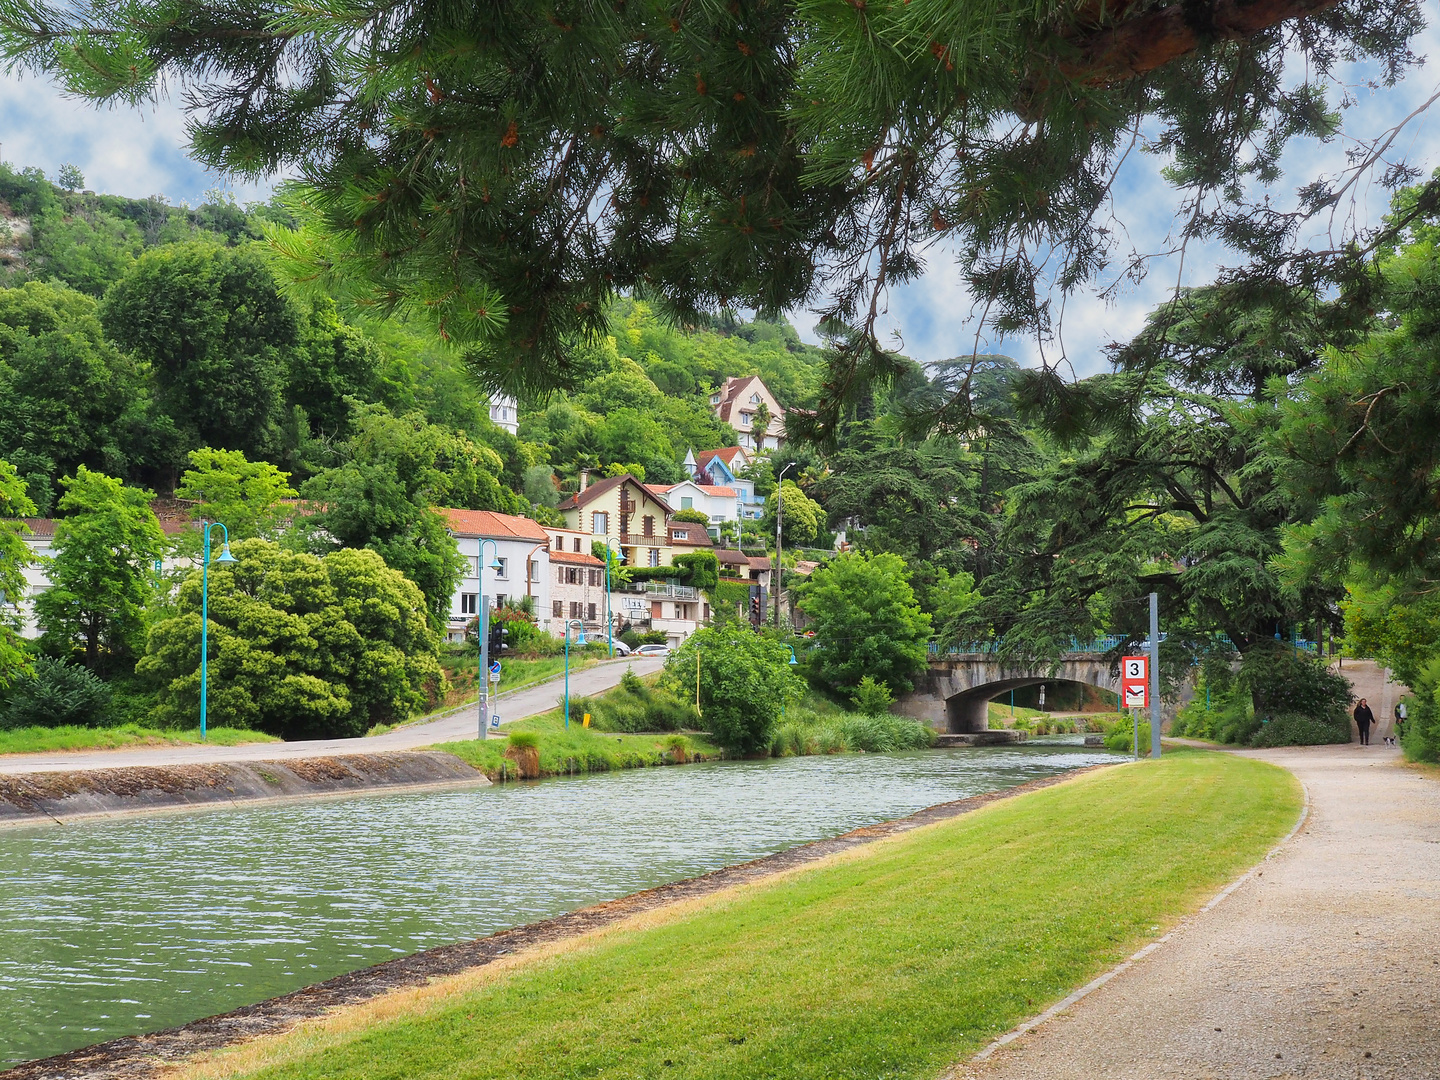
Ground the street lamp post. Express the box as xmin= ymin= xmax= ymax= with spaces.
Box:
xmin=774 ymin=461 xmax=797 ymax=629
xmin=562 ymin=619 xmax=588 ymax=727
xmin=603 ymin=536 xmax=623 ymax=657
xmin=199 ymin=521 xmax=237 ymax=742
xmin=476 ymin=540 xmax=504 ymax=739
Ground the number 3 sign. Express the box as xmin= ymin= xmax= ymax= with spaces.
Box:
xmin=1121 ymin=656 xmax=1148 ymax=709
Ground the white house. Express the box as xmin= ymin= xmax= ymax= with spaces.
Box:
xmin=439 ymin=508 xmax=551 ymax=642
xmin=710 ymin=375 xmax=785 ymax=451
xmin=652 ymin=480 xmax=739 ymax=540
xmin=486 ymin=393 xmax=520 ymax=436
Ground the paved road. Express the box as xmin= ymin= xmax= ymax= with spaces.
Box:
xmin=958 ymin=741 xmax=1440 ymax=1079
xmin=0 ymin=656 xmax=665 ymax=775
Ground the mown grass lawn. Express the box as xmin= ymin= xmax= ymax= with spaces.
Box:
xmin=187 ymin=751 xmax=1300 ymax=1080
xmin=0 ymin=723 xmax=279 ymax=755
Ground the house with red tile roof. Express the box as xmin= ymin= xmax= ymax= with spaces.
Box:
xmin=691 ymin=447 xmax=764 ymax=521
xmin=438 ymin=508 xmax=551 ymax=643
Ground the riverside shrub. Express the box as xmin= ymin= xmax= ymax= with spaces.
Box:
xmin=0 ymin=656 xmax=111 ymax=729
xmin=1249 ymin=711 xmax=1350 ymax=748
xmin=663 ymin=625 xmax=804 ymax=754
xmin=139 ymin=539 xmax=443 ymax=739
xmin=1401 ymin=656 xmax=1440 ymax=763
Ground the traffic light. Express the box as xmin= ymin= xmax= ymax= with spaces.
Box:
xmin=488 ymin=620 xmax=510 ymax=654
xmin=748 ymin=584 xmax=763 ymax=625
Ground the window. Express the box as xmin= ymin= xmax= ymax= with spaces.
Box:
xmin=496 ymin=594 xmax=506 ymax=607
xmin=642 ymin=515 xmax=654 ymax=537
xmin=739 ymin=411 xmax=753 ymax=425
xmin=567 ymin=567 xmax=580 ymax=585
xmin=588 ymin=568 xmax=601 ymax=587
xmin=529 ymin=559 xmax=539 ymax=582
xmin=494 ymin=557 xmax=508 ymax=579
xmin=709 ymin=392 xmax=721 ymax=404
xmin=587 ymin=603 xmax=597 ymax=621
xmin=460 ymin=593 xmax=478 ymax=615
xmin=750 ymin=392 xmax=762 ymax=404
xmin=470 ymin=556 xmax=480 ymax=577
xmin=553 ymin=600 xmax=563 ymax=618
xmin=570 ymin=601 xmax=582 ymax=619
xmin=554 ymin=535 xmax=563 ymax=551
xmin=673 ymin=529 xmax=688 ymax=540
xmin=573 ymin=537 xmax=581 ymax=553
xmin=680 ymin=496 xmax=693 ymax=510
xmin=557 ymin=565 xmax=565 ymax=583
xmin=592 ymin=511 xmax=608 ymax=535
xmin=649 ymin=548 xmax=660 ymax=567
xmin=703 ymin=603 xmax=711 ymax=621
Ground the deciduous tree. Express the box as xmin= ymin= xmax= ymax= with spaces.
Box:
xmin=34 ymin=467 xmax=166 ymax=672
xmin=0 ymin=458 xmax=37 ymax=688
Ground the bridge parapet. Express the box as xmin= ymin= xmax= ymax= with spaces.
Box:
xmin=897 ymin=651 xmax=1122 ymax=735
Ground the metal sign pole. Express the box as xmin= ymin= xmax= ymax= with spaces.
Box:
xmin=479 ymin=595 xmax=490 ymax=740
xmin=1132 ymin=706 xmax=1139 ymax=760
xmin=1149 ymin=592 xmax=1162 ymax=758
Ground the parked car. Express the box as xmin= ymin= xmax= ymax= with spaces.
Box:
xmin=635 ymin=644 xmax=671 ymax=657
xmin=610 ymin=639 xmax=633 ymax=656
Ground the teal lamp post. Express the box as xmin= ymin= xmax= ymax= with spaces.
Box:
xmin=562 ymin=619 xmax=587 ymax=727
xmin=199 ymin=522 xmax=237 ymax=741
xmin=782 ymin=643 xmax=798 ymax=719
xmin=476 ymin=540 xmax=504 ymax=738
xmin=603 ymin=537 xmax=623 ymax=657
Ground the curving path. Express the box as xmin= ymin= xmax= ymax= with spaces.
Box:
xmin=0 ymin=656 xmax=664 ymax=775
xmin=956 ymin=741 xmax=1440 ymax=1079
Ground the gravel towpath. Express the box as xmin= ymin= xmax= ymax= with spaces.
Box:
xmin=957 ymin=742 xmax=1440 ymax=1079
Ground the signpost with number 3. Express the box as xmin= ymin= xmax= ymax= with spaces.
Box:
xmin=1121 ymin=656 xmax=1147 ymax=759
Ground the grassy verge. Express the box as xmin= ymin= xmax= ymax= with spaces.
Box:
xmin=183 ymin=751 xmax=1300 ymax=1080
xmin=433 ymin=707 xmax=725 ymax=780
xmin=0 ymin=723 xmax=279 ymax=755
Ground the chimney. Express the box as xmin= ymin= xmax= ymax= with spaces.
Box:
xmin=579 ymin=469 xmax=589 ymax=493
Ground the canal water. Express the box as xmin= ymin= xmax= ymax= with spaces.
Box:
xmin=0 ymin=742 xmax=1116 ymax=1066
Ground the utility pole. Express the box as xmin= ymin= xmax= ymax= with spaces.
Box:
xmin=1149 ymin=591 xmax=1161 ymax=758
xmin=775 ymin=462 xmax=796 ymax=629
xmin=479 ymin=595 xmax=491 ymax=739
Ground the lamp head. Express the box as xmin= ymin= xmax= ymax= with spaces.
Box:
xmin=787 ymin=645 xmax=798 ymax=665
xmin=574 ymin=627 xmax=587 ymax=646
xmin=487 ymin=556 xmax=503 ymax=571
xmin=215 ymin=544 xmax=238 ymax=565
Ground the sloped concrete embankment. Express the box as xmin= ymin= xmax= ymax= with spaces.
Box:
xmin=0 ymin=752 xmax=488 ymax=827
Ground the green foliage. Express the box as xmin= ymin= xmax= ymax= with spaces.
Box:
xmin=1340 ymin=582 xmax=1440 ymax=690
xmin=798 ymin=551 xmax=931 ymax=695
xmin=1400 ymin=658 xmax=1440 ymax=763
xmin=34 ymin=467 xmax=166 ymax=672
xmin=850 ymin=675 xmax=893 ymax=717
xmin=0 ymin=457 xmax=36 ymax=687
xmin=175 ymin=447 xmax=296 ymax=540
xmin=139 ymin=539 xmax=443 ymax=739
xmin=0 ymin=656 xmax=111 ymax=729
xmin=297 ymin=408 xmax=506 ymax=626
xmin=770 ymin=709 xmax=934 ymax=756
xmin=1239 ymin=643 xmax=1353 ymax=723
xmin=1248 ymin=712 xmax=1350 ymax=748
xmin=1103 ymin=720 xmax=1151 ymax=755
xmin=671 ymin=551 xmax=720 ymax=590
xmin=663 ymin=625 xmax=804 ymax=754
xmin=764 ymin=480 xmax=822 ymax=547
xmin=0 ymin=281 xmax=146 ymax=511
xmin=506 ymin=730 xmax=540 ymax=750
xmin=100 ymin=241 xmax=299 ymax=461
xmin=669 ymin=508 xmax=710 ymax=525
xmin=574 ymin=672 xmax=699 ymax=734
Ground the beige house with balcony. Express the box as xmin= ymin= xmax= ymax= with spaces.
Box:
xmin=558 ymin=473 xmax=679 ymax=569
xmin=710 ymin=375 xmax=785 ymax=452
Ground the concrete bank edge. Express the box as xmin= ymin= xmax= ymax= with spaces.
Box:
xmin=0 ymin=752 xmax=489 ymax=829
xmin=0 ymin=761 xmax=1122 ymax=1080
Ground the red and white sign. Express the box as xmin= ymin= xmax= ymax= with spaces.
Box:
xmin=1121 ymin=656 xmax=1148 ymax=709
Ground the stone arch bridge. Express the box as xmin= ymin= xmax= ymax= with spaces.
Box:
xmin=893 ymin=644 xmax=1123 ymax=736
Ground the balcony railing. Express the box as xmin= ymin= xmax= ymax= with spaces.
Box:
xmin=626 ymin=582 xmax=698 ymax=600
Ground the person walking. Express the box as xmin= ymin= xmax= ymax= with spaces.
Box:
xmin=1354 ymin=698 xmax=1375 ymax=746
xmin=1392 ymin=701 xmax=1408 ymax=747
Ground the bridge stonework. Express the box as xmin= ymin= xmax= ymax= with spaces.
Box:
xmin=893 ymin=653 xmax=1121 ymax=734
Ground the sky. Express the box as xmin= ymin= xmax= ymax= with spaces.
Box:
xmin=2 ymin=22 xmax=1439 ymax=378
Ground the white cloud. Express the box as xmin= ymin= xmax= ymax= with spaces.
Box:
xmin=0 ymin=74 xmax=276 ymax=203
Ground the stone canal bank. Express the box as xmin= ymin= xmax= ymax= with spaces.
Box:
xmin=0 ymin=752 xmax=487 ymax=827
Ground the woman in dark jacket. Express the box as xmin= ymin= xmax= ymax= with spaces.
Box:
xmin=1353 ymin=699 xmax=1375 ymax=745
